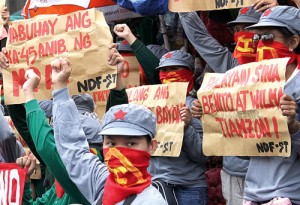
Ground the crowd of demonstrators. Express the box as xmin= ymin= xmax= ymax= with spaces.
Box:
xmin=191 ymin=4 xmax=300 ymax=205
xmin=178 ymin=5 xmax=264 ymax=205
xmin=23 ymin=56 xmax=167 ymax=205
xmin=0 ymin=43 xmax=129 ymax=204
xmin=243 ymin=6 xmax=300 ymax=205
xmin=114 ymin=24 xmax=207 ymax=205
xmin=0 ymin=0 xmax=300 ymax=205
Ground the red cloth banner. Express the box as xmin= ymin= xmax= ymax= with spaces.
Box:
xmin=0 ymin=163 xmax=28 ymax=205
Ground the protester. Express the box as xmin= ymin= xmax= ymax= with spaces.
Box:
xmin=114 ymin=24 xmax=207 ymax=205
xmin=179 ymin=6 xmax=264 ymax=205
xmin=24 ymin=56 xmax=167 ymax=204
xmin=0 ymin=43 xmax=127 ymax=204
xmin=116 ymin=39 xmax=168 ymax=86
xmin=113 ymin=24 xmax=162 ymax=85
xmin=240 ymin=6 xmax=300 ymax=204
xmin=191 ymin=5 xmax=300 ymax=204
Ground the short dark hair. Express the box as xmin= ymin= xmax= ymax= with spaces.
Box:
xmin=278 ymin=27 xmax=294 ymax=38
xmin=145 ymin=135 xmax=152 ymax=144
xmin=278 ymin=27 xmax=300 ymax=54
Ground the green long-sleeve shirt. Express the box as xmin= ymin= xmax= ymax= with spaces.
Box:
xmin=8 ymin=89 xmax=128 ymax=205
xmin=130 ymin=39 xmax=161 ymax=85
xmin=22 ymin=182 xmax=72 ymax=205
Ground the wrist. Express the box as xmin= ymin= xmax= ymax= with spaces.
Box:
xmin=53 ymin=82 xmax=68 ymax=90
xmin=125 ymin=34 xmax=137 ymax=45
xmin=113 ymin=73 xmax=125 ymax=90
xmin=23 ymin=90 xmax=36 ymax=102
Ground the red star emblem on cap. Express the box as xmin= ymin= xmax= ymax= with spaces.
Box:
xmin=114 ymin=109 xmax=127 ymax=120
xmin=240 ymin=7 xmax=249 ymax=15
xmin=263 ymin=9 xmax=272 ymax=16
xmin=164 ymin=53 xmax=173 ymax=59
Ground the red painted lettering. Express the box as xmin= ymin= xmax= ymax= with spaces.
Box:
xmin=252 ymin=63 xmax=281 ymax=83
xmin=156 ymin=105 xmax=181 ymax=124
xmin=216 ymin=117 xmax=228 ymax=138
xmin=121 ymin=61 xmax=130 ymax=78
xmin=74 ymin=33 xmax=92 ymax=50
xmin=129 ymin=87 xmax=149 ymax=102
xmin=45 ymin=64 xmax=53 ymax=90
xmin=65 ymin=11 xmax=91 ymax=32
xmin=12 ymin=69 xmax=26 ymax=97
xmin=153 ymin=86 xmax=169 ymax=100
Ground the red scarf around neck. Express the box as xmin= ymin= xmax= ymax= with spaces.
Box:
xmin=102 ymin=147 xmax=151 ymax=205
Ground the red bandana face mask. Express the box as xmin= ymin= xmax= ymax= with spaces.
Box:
xmin=102 ymin=147 xmax=151 ymax=205
xmin=233 ymin=31 xmax=257 ymax=64
xmin=256 ymin=40 xmax=300 ymax=68
xmin=159 ymin=69 xmax=194 ymax=95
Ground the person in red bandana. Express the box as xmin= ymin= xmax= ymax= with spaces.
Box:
xmin=179 ymin=7 xmax=263 ymax=205
xmin=20 ymin=56 xmax=168 ymax=205
xmin=239 ymin=6 xmax=300 ymax=205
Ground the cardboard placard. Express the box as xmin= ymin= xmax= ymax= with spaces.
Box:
xmin=126 ymin=82 xmax=188 ymax=157
xmin=198 ymin=58 xmax=290 ymax=157
xmin=169 ymin=0 xmax=253 ymax=11
xmin=92 ymin=55 xmax=140 ymax=119
xmin=3 ymin=8 xmax=117 ymax=105
xmin=0 ymin=163 xmax=28 ymax=205
xmin=96 ymin=5 xmax=142 ymax=22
